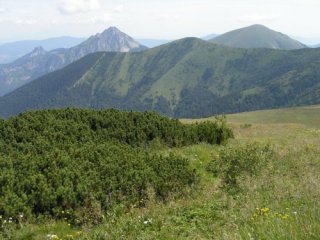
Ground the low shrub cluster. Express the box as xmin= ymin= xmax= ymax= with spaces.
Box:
xmin=0 ymin=108 xmax=233 ymax=224
xmin=207 ymin=142 xmax=274 ymax=191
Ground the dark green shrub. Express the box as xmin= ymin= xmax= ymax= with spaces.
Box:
xmin=147 ymin=153 xmax=198 ymax=200
xmin=0 ymin=109 xmax=232 ymax=224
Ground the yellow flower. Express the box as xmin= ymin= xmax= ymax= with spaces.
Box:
xmin=282 ymin=214 xmax=289 ymax=220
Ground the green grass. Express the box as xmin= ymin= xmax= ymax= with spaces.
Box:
xmin=227 ymin=105 xmax=320 ymax=129
xmin=2 ymin=106 xmax=320 ymax=239
xmin=182 ymin=105 xmax=320 ymax=129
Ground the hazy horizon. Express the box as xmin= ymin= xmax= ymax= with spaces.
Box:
xmin=0 ymin=0 xmax=320 ymax=44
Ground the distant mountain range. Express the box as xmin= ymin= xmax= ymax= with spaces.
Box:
xmin=136 ymin=39 xmax=173 ymax=48
xmin=1 ymin=37 xmax=319 ymax=118
xmin=135 ymin=34 xmax=219 ymax=48
xmin=0 ymin=27 xmax=147 ymax=96
xmin=210 ymin=24 xmax=307 ymax=50
xmin=0 ymin=37 xmax=85 ymax=64
xmin=201 ymin=33 xmax=219 ymax=41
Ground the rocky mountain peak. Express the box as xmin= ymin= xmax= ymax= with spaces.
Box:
xmin=77 ymin=26 xmax=147 ymax=53
xmin=102 ymin=26 xmax=122 ymax=35
xmin=30 ymin=46 xmax=47 ymax=56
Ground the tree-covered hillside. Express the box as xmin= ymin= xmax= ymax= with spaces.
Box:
xmin=0 ymin=108 xmax=233 ymax=223
xmin=0 ymin=38 xmax=320 ymax=118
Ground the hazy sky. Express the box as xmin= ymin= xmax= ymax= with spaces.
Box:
xmin=0 ymin=0 xmax=319 ymax=44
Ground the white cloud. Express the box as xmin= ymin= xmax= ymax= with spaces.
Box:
xmin=74 ymin=13 xmax=112 ymax=24
xmin=93 ymin=13 xmax=112 ymax=23
xmin=157 ymin=14 xmax=182 ymax=21
xmin=57 ymin=0 xmax=100 ymax=15
xmin=51 ymin=19 xmax=59 ymax=25
xmin=113 ymin=4 xmax=124 ymax=13
xmin=0 ymin=8 xmax=6 ymax=13
xmin=237 ymin=14 xmax=278 ymax=23
xmin=15 ymin=19 xmax=38 ymax=25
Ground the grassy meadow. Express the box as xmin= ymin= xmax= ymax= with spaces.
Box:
xmin=2 ymin=105 xmax=320 ymax=239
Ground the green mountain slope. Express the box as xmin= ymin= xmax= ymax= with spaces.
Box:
xmin=210 ymin=24 xmax=307 ymax=50
xmin=0 ymin=38 xmax=320 ymax=118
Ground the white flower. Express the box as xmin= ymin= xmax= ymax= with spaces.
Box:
xmin=46 ymin=234 xmax=59 ymax=240
xmin=143 ymin=218 xmax=152 ymax=225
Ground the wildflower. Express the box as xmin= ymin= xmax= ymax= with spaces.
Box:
xmin=293 ymin=211 xmax=297 ymax=215
xmin=282 ymin=214 xmax=289 ymax=220
xmin=143 ymin=218 xmax=152 ymax=225
xmin=47 ymin=234 xmax=59 ymax=240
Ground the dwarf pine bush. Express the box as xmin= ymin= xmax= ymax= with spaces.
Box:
xmin=0 ymin=108 xmax=232 ymax=224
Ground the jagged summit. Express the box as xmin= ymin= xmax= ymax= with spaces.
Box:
xmin=102 ymin=26 xmax=122 ymax=35
xmin=74 ymin=27 xmax=147 ymax=53
xmin=27 ymin=46 xmax=47 ymax=57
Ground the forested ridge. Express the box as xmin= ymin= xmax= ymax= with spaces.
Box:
xmin=1 ymin=38 xmax=320 ymax=118
xmin=0 ymin=108 xmax=233 ymax=225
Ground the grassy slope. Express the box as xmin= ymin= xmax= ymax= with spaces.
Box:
xmin=228 ymin=105 xmax=320 ymax=128
xmin=182 ymin=105 xmax=320 ymax=129
xmin=2 ymin=106 xmax=320 ymax=240
xmin=210 ymin=24 xmax=306 ymax=49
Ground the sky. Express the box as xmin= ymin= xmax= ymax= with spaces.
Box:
xmin=0 ymin=0 xmax=319 ymax=44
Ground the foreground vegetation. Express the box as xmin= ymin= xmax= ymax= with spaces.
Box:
xmin=1 ymin=107 xmax=320 ymax=239
xmin=0 ymin=108 xmax=233 ymax=239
